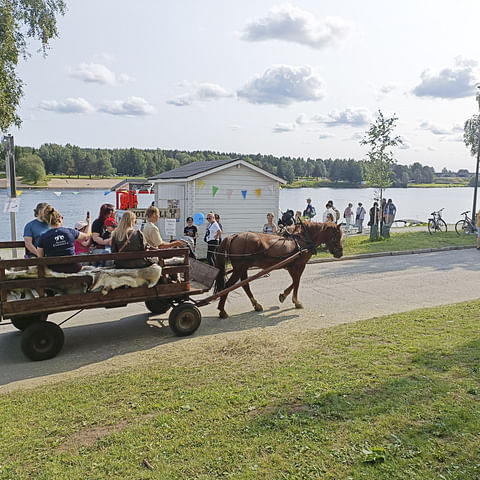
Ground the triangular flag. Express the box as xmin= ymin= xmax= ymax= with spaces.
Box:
xmin=269 ymin=185 xmax=274 ymax=193
xmin=104 ymin=191 xmax=111 ymax=196
xmin=256 ymin=188 xmax=262 ymax=198
xmin=226 ymin=189 xmax=232 ymax=200
xmin=54 ymin=191 xmax=62 ymax=197
xmin=16 ymin=190 xmax=23 ymax=197
xmin=72 ymin=191 xmax=79 ymax=195
xmin=212 ymin=186 xmax=219 ymax=197
xmin=198 ymin=180 xmax=205 ymax=189
xmin=241 ymin=190 xmax=247 ymax=199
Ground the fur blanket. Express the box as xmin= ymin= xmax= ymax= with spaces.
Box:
xmin=5 ymin=263 xmax=163 ymax=298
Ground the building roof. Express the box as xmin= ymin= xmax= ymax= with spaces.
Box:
xmin=149 ymin=158 xmax=238 ymax=180
xmin=148 ymin=158 xmax=286 ymax=184
xmin=110 ymin=178 xmax=152 ymax=192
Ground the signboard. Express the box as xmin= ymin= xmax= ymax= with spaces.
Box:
xmin=165 ymin=218 xmax=177 ymax=238
xmin=129 ymin=208 xmax=181 ymax=220
xmin=3 ymin=198 xmax=20 ymax=213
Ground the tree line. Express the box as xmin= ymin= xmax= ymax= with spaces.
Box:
xmin=0 ymin=143 xmax=464 ymax=186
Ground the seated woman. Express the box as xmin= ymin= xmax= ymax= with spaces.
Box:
xmin=111 ymin=211 xmax=151 ymax=269
xmin=143 ymin=206 xmax=184 ymax=249
xmin=37 ymin=206 xmax=90 ymax=273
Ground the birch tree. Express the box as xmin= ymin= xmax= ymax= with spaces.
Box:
xmin=360 ymin=110 xmax=403 ymax=203
xmin=0 ymin=0 xmax=66 ymax=132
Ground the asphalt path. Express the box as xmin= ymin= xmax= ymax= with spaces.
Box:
xmin=1 ymin=248 xmax=479 ymax=392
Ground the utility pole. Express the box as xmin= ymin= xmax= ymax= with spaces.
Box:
xmin=472 ymin=87 xmax=480 ymax=227
xmin=2 ymin=135 xmax=17 ymax=255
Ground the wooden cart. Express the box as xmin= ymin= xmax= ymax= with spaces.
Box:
xmin=0 ymin=242 xmax=209 ymax=361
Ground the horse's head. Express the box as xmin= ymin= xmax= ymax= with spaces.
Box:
xmin=304 ymin=222 xmax=343 ymax=258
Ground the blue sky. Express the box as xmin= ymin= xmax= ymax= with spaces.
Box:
xmin=11 ymin=0 xmax=480 ymax=171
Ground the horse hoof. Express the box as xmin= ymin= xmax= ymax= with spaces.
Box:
xmin=219 ymin=311 xmax=229 ymax=319
xmin=279 ymin=293 xmax=286 ymax=303
xmin=254 ymin=303 xmax=263 ymax=312
xmin=294 ymin=302 xmax=304 ymax=309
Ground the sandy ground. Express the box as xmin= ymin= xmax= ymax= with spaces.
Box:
xmin=0 ymin=177 xmax=121 ymax=190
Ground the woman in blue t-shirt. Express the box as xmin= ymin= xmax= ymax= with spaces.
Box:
xmin=38 ymin=205 xmax=90 ymax=273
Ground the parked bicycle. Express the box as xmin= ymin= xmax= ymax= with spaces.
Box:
xmin=428 ymin=208 xmax=447 ymax=234
xmin=455 ymin=210 xmax=477 ymax=235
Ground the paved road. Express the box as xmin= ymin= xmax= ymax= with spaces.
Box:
xmin=1 ymin=249 xmax=479 ymax=392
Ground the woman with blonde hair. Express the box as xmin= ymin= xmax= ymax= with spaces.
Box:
xmin=111 ymin=211 xmax=151 ymax=269
xmin=37 ymin=205 xmax=90 ymax=273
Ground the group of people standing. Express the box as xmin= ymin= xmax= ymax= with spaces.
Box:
xmin=367 ymin=198 xmax=397 ymax=230
xmin=260 ymin=197 xmax=396 ymax=237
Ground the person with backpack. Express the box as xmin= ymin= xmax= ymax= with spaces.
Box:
xmin=303 ymin=198 xmax=316 ymax=220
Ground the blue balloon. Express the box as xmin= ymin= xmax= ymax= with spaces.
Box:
xmin=193 ymin=212 xmax=205 ymax=226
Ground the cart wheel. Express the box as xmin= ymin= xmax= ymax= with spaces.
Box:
xmin=11 ymin=314 xmax=47 ymax=331
xmin=21 ymin=321 xmax=64 ymax=361
xmin=168 ymin=303 xmax=201 ymax=336
xmin=145 ymin=298 xmax=171 ymax=315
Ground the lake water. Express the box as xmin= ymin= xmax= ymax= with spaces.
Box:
xmin=280 ymin=187 xmax=475 ymax=225
xmin=0 ymin=187 xmax=475 ymax=241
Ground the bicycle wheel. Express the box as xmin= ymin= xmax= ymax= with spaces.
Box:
xmin=437 ymin=219 xmax=447 ymax=233
xmin=427 ymin=219 xmax=436 ymax=234
xmin=455 ymin=220 xmax=468 ymax=235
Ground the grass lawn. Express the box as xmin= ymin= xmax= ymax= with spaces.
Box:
xmin=1 ymin=301 xmax=480 ymax=479
xmin=313 ymin=230 xmax=476 ymax=259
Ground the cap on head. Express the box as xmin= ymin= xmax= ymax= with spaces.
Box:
xmin=75 ymin=220 xmax=88 ymax=230
xmin=104 ymin=218 xmax=117 ymax=227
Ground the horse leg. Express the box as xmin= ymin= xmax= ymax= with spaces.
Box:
xmin=240 ymin=270 xmax=263 ymax=312
xmin=217 ymin=267 xmax=243 ymax=319
xmin=289 ymin=264 xmax=307 ymax=309
xmin=279 ymin=283 xmax=294 ymax=303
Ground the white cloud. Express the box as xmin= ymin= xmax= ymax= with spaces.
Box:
xmin=38 ymin=97 xmax=95 ymax=114
xmin=167 ymin=83 xmax=233 ymax=106
xmin=412 ymin=57 xmax=478 ymax=99
xmin=419 ymin=121 xmax=450 ymax=135
xmin=69 ymin=63 xmax=134 ymax=86
xmin=311 ymin=107 xmax=372 ymax=127
xmin=241 ymin=3 xmax=352 ymax=49
xmin=371 ymin=83 xmax=398 ymax=100
xmin=421 ymin=121 xmax=466 ymax=139
xmin=237 ymin=65 xmax=325 ymax=105
xmin=273 ymin=122 xmax=296 ymax=133
xmin=98 ymin=97 xmax=156 ymax=116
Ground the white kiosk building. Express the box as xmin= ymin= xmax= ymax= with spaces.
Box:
xmin=149 ymin=158 xmax=286 ymax=259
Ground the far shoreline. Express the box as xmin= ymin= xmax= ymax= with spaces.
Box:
xmin=0 ymin=177 xmax=123 ymax=191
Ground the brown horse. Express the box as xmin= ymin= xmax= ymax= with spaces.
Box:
xmin=214 ymin=221 xmax=343 ymax=318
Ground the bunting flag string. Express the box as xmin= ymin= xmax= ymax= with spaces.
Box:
xmin=212 ymin=186 xmax=219 ymax=197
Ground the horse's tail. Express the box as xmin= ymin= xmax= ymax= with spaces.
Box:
xmin=214 ymin=236 xmax=231 ymax=293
